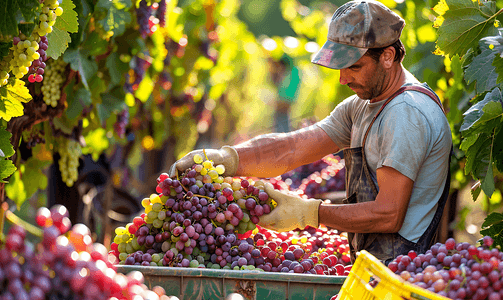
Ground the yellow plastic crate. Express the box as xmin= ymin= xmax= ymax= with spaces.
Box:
xmin=338 ymin=250 xmax=450 ymax=300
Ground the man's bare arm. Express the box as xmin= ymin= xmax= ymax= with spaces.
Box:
xmin=318 ymin=166 xmax=413 ymax=233
xmin=234 ymin=125 xmax=339 ymax=178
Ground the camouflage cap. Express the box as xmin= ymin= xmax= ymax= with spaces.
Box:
xmin=311 ymin=0 xmax=405 ymax=70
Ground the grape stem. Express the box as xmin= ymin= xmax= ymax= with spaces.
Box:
xmin=5 ymin=209 xmax=43 ymax=237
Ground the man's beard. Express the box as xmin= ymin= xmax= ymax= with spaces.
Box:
xmin=349 ymin=64 xmax=386 ymax=100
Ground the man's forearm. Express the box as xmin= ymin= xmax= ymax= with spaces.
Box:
xmin=318 ymin=201 xmax=402 ymax=233
xmin=234 ymin=125 xmax=339 ymax=178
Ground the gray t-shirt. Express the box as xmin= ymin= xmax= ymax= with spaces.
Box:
xmin=316 ymin=81 xmax=452 ymax=243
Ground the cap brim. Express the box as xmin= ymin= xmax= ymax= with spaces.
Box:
xmin=311 ymin=40 xmax=368 ymax=70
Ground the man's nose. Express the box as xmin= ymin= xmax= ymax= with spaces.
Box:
xmin=339 ymin=69 xmax=350 ymax=85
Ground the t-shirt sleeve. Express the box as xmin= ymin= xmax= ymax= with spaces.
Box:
xmin=376 ymin=101 xmax=431 ymax=181
xmin=315 ymin=96 xmax=356 ymax=149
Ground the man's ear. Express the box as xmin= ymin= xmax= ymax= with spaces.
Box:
xmin=380 ymin=46 xmax=395 ymax=69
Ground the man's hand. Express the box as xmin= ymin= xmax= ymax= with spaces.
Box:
xmin=258 ymin=183 xmax=322 ymax=232
xmin=168 ymin=146 xmax=239 ymax=178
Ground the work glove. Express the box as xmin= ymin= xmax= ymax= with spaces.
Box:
xmin=258 ymin=183 xmax=322 ymax=232
xmin=168 ymin=146 xmax=239 ymax=178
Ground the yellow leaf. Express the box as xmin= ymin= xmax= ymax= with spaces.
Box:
xmin=433 ymin=0 xmax=449 ymax=16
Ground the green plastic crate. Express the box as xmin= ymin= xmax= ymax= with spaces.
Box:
xmin=116 ymin=266 xmax=346 ymax=300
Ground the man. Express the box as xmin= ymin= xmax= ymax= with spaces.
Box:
xmin=169 ymin=0 xmax=452 ymax=264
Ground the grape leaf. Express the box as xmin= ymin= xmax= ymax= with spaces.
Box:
xmin=463 ymin=132 xmax=491 ymax=179
xmin=494 ymin=126 xmax=503 ymax=172
xmin=54 ymin=0 xmax=79 ymax=33
xmin=83 ymin=128 xmax=109 ymax=161
xmin=65 ymin=87 xmax=92 ymax=121
xmin=106 ymin=52 xmax=129 ymax=86
xmin=0 ymin=80 xmax=33 ymax=121
xmin=481 ymin=154 xmax=495 ymax=198
xmin=460 ymin=87 xmax=503 ymax=133
xmin=63 ymin=49 xmax=98 ymax=90
xmin=0 ymin=159 xmax=16 ymax=182
xmin=0 ymin=42 xmax=12 ymax=59
xmin=18 ymin=23 xmax=35 ymax=37
xmin=0 ymin=0 xmax=19 ymax=36
xmin=482 ymin=31 xmax=503 ymax=55
xmin=0 ymin=128 xmax=15 ymax=158
xmin=16 ymin=0 xmax=40 ymax=23
xmin=16 ymin=158 xmax=50 ymax=203
xmin=46 ymin=27 xmax=72 ymax=59
xmin=436 ymin=0 xmax=499 ymax=57
xmin=464 ymin=41 xmax=499 ymax=94
xmin=482 ymin=212 xmax=503 ymax=231
xmin=83 ymin=32 xmax=109 ymax=56
xmin=96 ymin=0 xmax=132 ymax=37
xmin=98 ymin=87 xmax=126 ymax=123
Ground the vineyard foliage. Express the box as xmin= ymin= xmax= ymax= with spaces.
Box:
xmin=0 ymin=0 xmax=502 ymax=242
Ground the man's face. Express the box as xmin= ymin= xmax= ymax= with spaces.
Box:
xmin=339 ymin=54 xmax=386 ymax=100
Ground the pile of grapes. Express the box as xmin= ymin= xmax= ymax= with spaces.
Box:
xmin=0 ymin=204 xmax=174 ymax=300
xmin=109 ymin=155 xmax=353 ymax=275
xmin=383 ymin=236 xmax=503 ymax=300
xmin=271 ymin=154 xmax=346 ymax=199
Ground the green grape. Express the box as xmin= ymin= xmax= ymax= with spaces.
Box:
xmin=119 ymin=253 xmax=128 ymax=261
xmin=152 ymin=253 xmax=161 ymax=263
xmin=118 ymin=242 xmax=127 ymax=253
xmin=246 ymin=222 xmax=256 ymax=231
xmin=152 ymin=203 xmax=163 ymax=212
xmin=131 ymin=237 xmax=141 ymax=250
xmin=158 ymin=210 xmax=167 ymax=220
xmin=152 ymin=218 xmax=163 ymax=228
xmin=147 ymin=210 xmax=158 ymax=220
xmin=125 ymin=243 xmax=134 ymax=254
xmin=189 ymin=260 xmax=199 ymax=268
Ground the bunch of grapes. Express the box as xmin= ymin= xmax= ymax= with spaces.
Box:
xmin=57 ymin=138 xmax=82 ymax=187
xmin=110 ymin=155 xmax=353 ymax=275
xmin=114 ymin=108 xmax=129 ymax=138
xmin=8 ymin=35 xmax=41 ymax=80
xmin=156 ymin=0 xmax=167 ymax=27
xmin=0 ymin=204 xmax=175 ymax=300
xmin=137 ymin=0 xmax=153 ymax=38
xmin=0 ymin=54 xmax=11 ymax=87
xmin=41 ymin=58 xmax=67 ymax=107
xmin=33 ymin=0 xmax=63 ymax=37
xmin=381 ymin=236 xmax=503 ymax=299
xmin=27 ymin=36 xmax=49 ymax=83
xmin=295 ymin=162 xmax=346 ymax=198
xmin=124 ymin=55 xmax=152 ymax=93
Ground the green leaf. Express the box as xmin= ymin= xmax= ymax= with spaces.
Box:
xmin=482 ymin=31 xmax=503 ymax=55
xmin=471 ymin=185 xmax=482 ymax=201
xmin=0 ymin=159 xmax=17 ymax=182
xmin=0 ymin=42 xmax=12 ymax=59
xmin=54 ymin=0 xmax=79 ymax=33
xmin=494 ymin=126 xmax=503 ymax=172
xmin=83 ymin=32 xmax=109 ymax=56
xmin=0 ymin=128 xmax=15 ymax=158
xmin=464 ymin=41 xmax=498 ymax=93
xmin=16 ymin=0 xmax=40 ymax=23
xmin=65 ymin=87 xmax=92 ymax=120
xmin=106 ymin=52 xmax=129 ymax=86
xmin=96 ymin=0 xmax=132 ymax=37
xmin=0 ymin=0 xmax=19 ymax=36
xmin=63 ymin=49 xmax=98 ymax=90
xmin=46 ymin=27 xmax=72 ymax=59
xmin=98 ymin=87 xmax=126 ymax=123
xmin=4 ymin=168 xmax=26 ymax=205
xmin=464 ymin=132 xmax=491 ymax=179
xmin=482 ymin=212 xmax=503 ymax=228
xmin=436 ymin=0 xmax=499 ymax=57
xmin=481 ymin=155 xmax=495 ymax=198
xmin=18 ymin=23 xmax=35 ymax=37
xmin=20 ymin=158 xmax=50 ymax=201
xmin=460 ymin=88 xmax=503 ymax=133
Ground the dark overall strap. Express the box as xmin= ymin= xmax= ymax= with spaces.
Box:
xmin=360 ymin=85 xmax=446 ymax=194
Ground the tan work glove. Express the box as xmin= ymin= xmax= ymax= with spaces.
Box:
xmin=258 ymin=183 xmax=322 ymax=232
xmin=168 ymin=146 xmax=239 ymax=178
